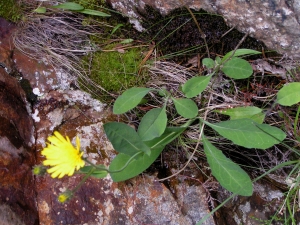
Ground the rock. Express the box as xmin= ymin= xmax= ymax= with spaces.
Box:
xmin=33 ymin=87 xmax=215 ymax=224
xmin=108 ymin=0 xmax=300 ymax=59
xmin=12 ymin=48 xmax=74 ymax=95
xmin=0 ymin=17 xmax=15 ymax=73
xmin=0 ymin=204 xmax=25 ymax=225
xmin=216 ymin=181 xmax=285 ymax=225
xmin=0 ymin=67 xmax=38 ymax=225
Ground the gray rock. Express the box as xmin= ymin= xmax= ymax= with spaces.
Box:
xmin=108 ymin=0 xmax=300 ymax=59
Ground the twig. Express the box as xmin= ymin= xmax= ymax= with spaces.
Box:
xmin=179 ymin=0 xmax=210 ymax=58
xmin=156 ymin=94 xmax=213 ymax=182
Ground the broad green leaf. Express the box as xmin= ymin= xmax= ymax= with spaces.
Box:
xmin=277 ymin=82 xmax=300 ymax=106
xmin=215 ymin=106 xmax=265 ymax=123
xmin=222 ymin=49 xmax=261 ymax=62
xmin=203 ymin=138 xmax=253 ymax=196
xmin=110 ymin=121 xmax=193 ymax=182
xmin=145 ymin=126 xmax=187 ymax=148
xmin=144 ymin=120 xmax=193 ymax=148
xmin=215 ymin=56 xmax=221 ymax=64
xmin=79 ymin=9 xmax=110 ymax=17
xmin=113 ymin=87 xmax=152 ymax=114
xmin=248 ymin=112 xmax=265 ymax=124
xmin=52 ymin=2 xmax=84 ymax=11
xmin=221 ymin=57 xmax=253 ymax=79
xmin=34 ymin=7 xmax=46 ymax=13
xmin=137 ymin=107 xmax=167 ymax=141
xmin=205 ymin=119 xmax=286 ymax=149
xmin=80 ymin=166 xmax=108 ymax=179
xmin=109 ymin=146 xmax=164 ymax=182
xmin=104 ymin=122 xmax=151 ymax=156
xmin=172 ymin=98 xmax=198 ymax=119
xmin=182 ymin=75 xmax=212 ymax=98
xmin=202 ymin=58 xmax=215 ymax=69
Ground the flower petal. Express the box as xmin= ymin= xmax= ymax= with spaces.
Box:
xmin=41 ymin=131 xmax=85 ymax=179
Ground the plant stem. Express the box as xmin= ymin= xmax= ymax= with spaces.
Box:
xmin=72 ymin=166 xmax=95 ymax=193
xmin=293 ymin=105 xmax=300 ymax=139
xmin=179 ymin=0 xmax=210 ymax=58
xmin=84 ymin=151 xmax=143 ymax=174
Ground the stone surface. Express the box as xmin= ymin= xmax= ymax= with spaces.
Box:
xmin=0 ymin=14 xmax=294 ymax=225
xmin=33 ymin=87 xmax=214 ymax=225
xmin=0 ymin=18 xmax=38 ymax=225
xmin=108 ymin=0 xmax=300 ymax=59
xmin=216 ymin=181 xmax=285 ymax=225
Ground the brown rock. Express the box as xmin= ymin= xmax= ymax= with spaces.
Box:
xmin=0 ymin=17 xmax=15 ymax=73
xmin=33 ymin=88 xmax=214 ymax=224
xmin=0 ymin=69 xmax=38 ymax=225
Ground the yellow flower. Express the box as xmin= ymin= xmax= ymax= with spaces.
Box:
xmin=32 ymin=165 xmax=47 ymax=176
xmin=41 ymin=131 xmax=85 ymax=178
xmin=58 ymin=190 xmax=73 ymax=203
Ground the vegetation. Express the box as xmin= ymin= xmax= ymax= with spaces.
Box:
xmin=0 ymin=0 xmax=22 ymax=22
xmin=16 ymin=1 xmax=300 ymax=224
xmin=82 ymin=44 xmax=148 ymax=95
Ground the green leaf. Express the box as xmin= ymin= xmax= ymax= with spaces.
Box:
xmin=215 ymin=106 xmax=265 ymax=123
xmin=137 ymin=107 xmax=167 ymax=141
xmin=109 ymin=120 xmax=193 ymax=182
xmin=222 ymin=49 xmax=261 ymax=62
xmin=111 ymin=24 xmax=124 ymax=35
xmin=277 ymin=82 xmax=300 ymax=106
xmin=182 ymin=75 xmax=212 ymax=98
xmin=109 ymin=146 xmax=164 ymax=182
xmin=79 ymin=166 xmax=108 ymax=179
xmin=215 ymin=56 xmax=221 ymax=64
xmin=202 ymin=58 xmax=215 ymax=69
xmin=79 ymin=9 xmax=110 ymax=17
xmin=52 ymin=2 xmax=84 ymax=11
xmin=121 ymin=38 xmax=134 ymax=44
xmin=221 ymin=57 xmax=253 ymax=79
xmin=203 ymin=138 xmax=253 ymax=196
xmin=145 ymin=126 xmax=186 ymax=148
xmin=248 ymin=112 xmax=265 ymax=124
xmin=104 ymin=122 xmax=151 ymax=156
xmin=172 ymin=98 xmax=198 ymax=119
xmin=34 ymin=7 xmax=46 ymax=13
xmin=113 ymin=87 xmax=152 ymax=114
xmin=205 ymin=119 xmax=286 ymax=149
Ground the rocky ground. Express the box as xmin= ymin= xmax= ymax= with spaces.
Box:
xmin=0 ymin=1 xmax=299 ymax=224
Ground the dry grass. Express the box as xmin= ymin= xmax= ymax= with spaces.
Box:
xmin=13 ymin=4 xmax=110 ymax=93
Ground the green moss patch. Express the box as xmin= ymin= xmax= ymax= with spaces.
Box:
xmin=81 ymin=43 xmax=149 ymax=102
xmin=0 ymin=0 xmax=22 ymax=22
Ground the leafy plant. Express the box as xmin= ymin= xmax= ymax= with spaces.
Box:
xmin=41 ymin=48 xmax=300 ymax=221
xmin=78 ymin=49 xmax=293 ymax=197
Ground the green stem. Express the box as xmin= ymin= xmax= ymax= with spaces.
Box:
xmin=109 ymin=151 xmax=143 ymax=173
xmin=84 ymin=151 xmax=143 ymax=174
xmin=72 ymin=166 xmax=95 ymax=193
xmin=84 ymin=158 xmax=109 ymax=171
xmin=293 ymin=105 xmax=300 ymax=139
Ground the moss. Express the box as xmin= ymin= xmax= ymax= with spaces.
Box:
xmin=81 ymin=43 xmax=149 ymax=102
xmin=0 ymin=0 xmax=22 ymax=22
xmin=72 ymin=2 xmax=149 ymax=102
